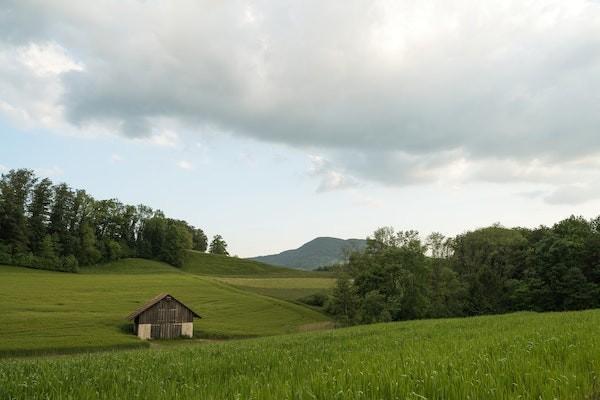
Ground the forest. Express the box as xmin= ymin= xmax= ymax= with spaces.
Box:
xmin=0 ymin=169 xmax=228 ymax=272
xmin=327 ymin=217 xmax=600 ymax=323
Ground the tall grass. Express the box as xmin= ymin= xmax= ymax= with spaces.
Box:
xmin=2 ymin=310 xmax=599 ymax=399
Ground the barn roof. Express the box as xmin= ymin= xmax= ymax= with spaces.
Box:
xmin=126 ymin=293 xmax=201 ymax=320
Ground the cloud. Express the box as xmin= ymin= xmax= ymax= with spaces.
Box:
xmin=110 ymin=153 xmax=123 ymax=163
xmin=177 ymin=160 xmax=194 ymax=170
xmin=543 ymin=184 xmax=600 ymax=205
xmin=309 ymin=155 xmax=358 ymax=192
xmin=2 ymin=1 xmax=600 ymax=200
xmin=17 ymin=42 xmax=83 ymax=77
xmin=134 ymin=130 xmax=179 ymax=147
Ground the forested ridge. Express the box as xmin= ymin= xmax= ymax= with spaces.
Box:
xmin=327 ymin=217 xmax=600 ymax=323
xmin=0 ymin=169 xmax=228 ymax=272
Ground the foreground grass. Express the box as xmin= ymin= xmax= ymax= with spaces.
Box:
xmin=0 ymin=260 xmax=328 ymax=356
xmin=1 ymin=310 xmax=599 ymax=399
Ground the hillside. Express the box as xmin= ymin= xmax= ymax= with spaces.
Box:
xmin=183 ymin=250 xmax=314 ymax=276
xmin=0 ymin=259 xmax=329 ymax=356
xmin=2 ymin=310 xmax=599 ymax=399
xmin=249 ymin=237 xmax=367 ymax=270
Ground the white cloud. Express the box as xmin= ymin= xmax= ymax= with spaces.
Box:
xmin=135 ymin=130 xmax=179 ymax=147
xmin=309 ymin=155 xmax=358 ymax=192
xmin=110 ymin=153 xmax=123 ymax=163
xmin=17 ymin=42 xmax=83 ymax=77
xmin=177 ymin=160 xmax=194 ymax=170
xmin=0 ymin=164 xmax=8 ymax=173
xmin=2 ymin=1 xmax=600 ymax=202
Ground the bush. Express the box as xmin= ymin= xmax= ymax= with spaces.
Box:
xmin=33 ymin=255 xmax=59 ymax=271
xmin=0 ymin=245 xmax=12 ymax=265
xmin=298 ymin=293 xmax=328 ymax=307
xmin=104 ymin=240 xmax=123 ymax=262
xmin=13 ymin=253 xmax=34 ymax=268
xmin=60 ymin=255 xmax=79 ymax=273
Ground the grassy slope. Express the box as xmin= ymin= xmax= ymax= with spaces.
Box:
xmin=214 ymin=276 xmax=335 ymax=302
xmin=183 ymin=251 xmax=336 ymax=302
xmin=182 ymin=250 xmax=319 ymax=276
xmin=2 ymin=310 xmax=600 ymax=399
xmin=0 ymin=259 xmax=329 ymax=356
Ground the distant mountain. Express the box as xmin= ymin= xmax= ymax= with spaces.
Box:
xmin=249 ymin=237 xmax=367 ymax=270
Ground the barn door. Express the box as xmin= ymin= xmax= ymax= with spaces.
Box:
xmin=150 ymin=323 xmax=182 ymax=339
xmin=151 ymin=324 xmax=160 ymax=339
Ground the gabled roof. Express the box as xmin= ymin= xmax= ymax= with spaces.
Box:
xmin=126 ymin=293 xmax=201 ymax=320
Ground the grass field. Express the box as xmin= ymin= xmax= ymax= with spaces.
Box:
xmin=182 ymin=250 xmax=320 ymax=276
xmin=1 ymin=310 xmax=599 ymax=399
xmin=0 ymin=258 xmax=330 ymax=357
xmin=214 ymin=276 xmax=335 ymax=302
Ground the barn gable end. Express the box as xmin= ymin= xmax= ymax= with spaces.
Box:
xmin=127 ymin=293 xmax=200 ymax=340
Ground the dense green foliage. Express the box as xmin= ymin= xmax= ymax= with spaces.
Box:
xmin=0 ymin=258 xmax=329 ymax=356
xmin=1 ymin=310 xmax=599 ymax=399
xmin=0 ymin=169 xmax=226 ymax=270
xmin=328 ymin=217 xmax=600 ymax=324
xmin=209 ymin=234 xmax=229 ymax=255
xmin=250 ymin=236 xmax=367 ymax=270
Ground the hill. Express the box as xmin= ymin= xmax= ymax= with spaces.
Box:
xmin=249 ymin=237 xmax=367 ymax=270
xmin=182 ymin=250 xmax=314 ymax=276
xmin=0 ymin=258 xmax=330 ymax=357
xmin=2 ymin=310 xmax=599 ymax=399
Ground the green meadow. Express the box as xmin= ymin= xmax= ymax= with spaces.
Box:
xmin=1 ymin=310 xmax=599 ymax=399
xmin=182 ymin=250 xmax=319 ymax=277
xmin=0 ymin=257 xmax=330 ymax=357
xmin=2 ymin=255 xmax=600 ymax=399
xmin=214 ymin=276 xmax=335 ymax=302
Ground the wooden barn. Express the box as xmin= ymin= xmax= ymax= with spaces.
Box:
xmin=127 ymin=293 xmax=201 ymax=340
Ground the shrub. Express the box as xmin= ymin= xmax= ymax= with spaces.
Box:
xmin=60 ymin=255 xmax=79 ymax=273
xmin=298 ymin=293 xmax=328 ymax=307
xmin=13 ymin=253 xmax=34 ymax=268
xmin=0 ymin=244 xmax=12 ymax=265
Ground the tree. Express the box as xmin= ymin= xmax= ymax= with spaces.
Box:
xmin=192 ymin=228 xmax=208 ymax=252
xmin=49 ymin=183 xmax=75 ymax=256
xmin=0 ymin=169 xmax=36 ymax=253
xmin=161 ymin=220 xmax=193 ymax=267
xmin=28 ymin=178 xmax=53 ymax=254
xmin=38 ymin=235 xmax=59 ymax=270
xmin=451 ymin=226 xmax=529 ymax=314
xmin=326 ymin=274 xmax=359 ymax=325
xmin=345 ymin=228 xmax=432 ymax=322
xmin=209 ymin=234 xmax=229 ymax=255
xmin=77 ymin=223 xmax=101 ymax=266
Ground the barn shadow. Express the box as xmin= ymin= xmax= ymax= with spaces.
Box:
xmin=118 ymin=323 xmax=133 ymax=334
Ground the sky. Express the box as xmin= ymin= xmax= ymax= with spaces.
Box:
xmin=1 ymin=0 xmax=600 ymax=257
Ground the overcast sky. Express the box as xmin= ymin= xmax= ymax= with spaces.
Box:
xmin=2 ymin=0 xmax=600 ymax=257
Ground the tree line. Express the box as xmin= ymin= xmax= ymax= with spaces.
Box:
xmin=0 ymin=169 xmax=229 ymax=272
xmin=327 ymin=216 xmax=600 ymax=324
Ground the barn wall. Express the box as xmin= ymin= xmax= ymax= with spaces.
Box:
xmin=181 ymin=322 xmax=193 ymax=338
xmin=138 ymin=324 xmax=151 ymax=340
xmin=138 ymin=298 xmax=194 ymax=324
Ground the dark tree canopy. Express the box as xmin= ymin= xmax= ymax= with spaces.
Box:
xmin=192 ymin=228 xmax=208 ymax=252
xmin=328 ymin=219 xmax=600 ymax=325
xmin=0 ymin=169 xmax=222 ymax=272
xmin=209 ymin=234 xmax=229 ymax=255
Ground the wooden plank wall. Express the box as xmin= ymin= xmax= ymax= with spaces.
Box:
xmin=138 ymin=298 xmax=194 ymax=324
xmin=136 ymin=297 xmax=194 ymax=339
